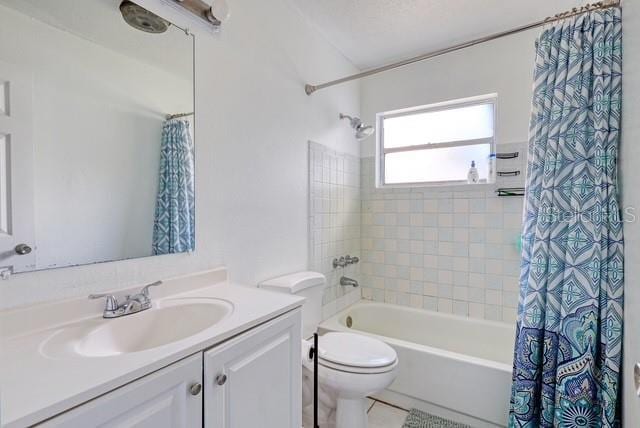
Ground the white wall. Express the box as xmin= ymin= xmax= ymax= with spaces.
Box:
xmin=0 ymin=0 xmax=360 ymax=308
xmin=0 ymin=5 xmax=192 ymax=270
xmin=360 ymin=30 xmax=537 ymax=157
xmin=621 ymin=0 xmax=640 ymax=424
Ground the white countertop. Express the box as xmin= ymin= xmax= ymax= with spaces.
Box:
xmin=0 ymin=269 xmax=304 ymax=428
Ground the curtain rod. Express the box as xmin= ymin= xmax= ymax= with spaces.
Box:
xmin=304 ymin=0 xmax=621 ymax=95
xmin=166 ymin=112 xmax=194 ymax=120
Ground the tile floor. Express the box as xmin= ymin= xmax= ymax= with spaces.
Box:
xmin=367 ymin=399 xmax=408 ymax=428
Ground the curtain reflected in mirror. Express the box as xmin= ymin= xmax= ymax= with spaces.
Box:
xmin=152 ymin=118 xmax=195 ymax=255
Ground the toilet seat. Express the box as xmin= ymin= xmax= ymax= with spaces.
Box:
xmin=317 ymin=332 xmax=397 ymax=374
xmin=318 ymin=358 xmax=397 ymax=374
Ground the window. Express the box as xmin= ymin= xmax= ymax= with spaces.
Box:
xmin=376 ymin=95 xmax=496 ymax=187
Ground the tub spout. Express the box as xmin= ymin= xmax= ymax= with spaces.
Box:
xmin=340 ymin=276 xmax=359 ymax=287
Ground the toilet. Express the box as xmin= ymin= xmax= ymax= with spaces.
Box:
xmin=259 ymin=272 xmax=398 ymax=428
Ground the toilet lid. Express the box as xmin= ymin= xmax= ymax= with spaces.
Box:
xmin=318 ymin=332 xmax=397 ymax=368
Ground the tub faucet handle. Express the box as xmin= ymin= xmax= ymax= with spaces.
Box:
xmin=333 ymin=256 xmax=347 ymax=269
xmin=345 ymin=255 xmax=359 ymax=265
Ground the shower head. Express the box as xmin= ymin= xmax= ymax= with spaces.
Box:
xmin=355 ymin=124 xmax=375 ymax=140
xmin=119 ymin=1 xmax=171 ymax=34
xmin=340 ymin=113 xmax=375 ymax=141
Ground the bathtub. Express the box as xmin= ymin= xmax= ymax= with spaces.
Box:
xmin=319 ymin=302 xmax=516 ymax=427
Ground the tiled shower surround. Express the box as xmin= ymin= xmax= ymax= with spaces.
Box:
xmin=308 ymin=142 xmax=361 ymax=319
xmin=309 ymin=141 xmax=526 ymax=323
xmin=359 ymin=144 xmax=527 ymax=323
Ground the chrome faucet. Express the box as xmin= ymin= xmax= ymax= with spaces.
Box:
xmin=89 ymin=281 xmax=162 ymax=318
xmin=340 ymin=276 xmax=359 ymax=287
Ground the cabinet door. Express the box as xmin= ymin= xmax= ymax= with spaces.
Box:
xmin=39 ymin=354 xmax=203 ymax=428
xmin=204 ymin=309 xmax=301 ymax=428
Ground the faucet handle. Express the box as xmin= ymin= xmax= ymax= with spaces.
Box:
xmin=332 ymin=256 xmax=347 ymax=269
xmin=345 ymin=255 xmax=359 ymax=265
xmin=140 ymin=280 xmax=162 ymax=297
xmin=88 ymin=294 xmax=119 ymax=311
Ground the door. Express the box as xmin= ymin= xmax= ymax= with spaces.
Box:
xmin=38 ymin=354 xmax=203 ymax=427
xmin=204 ymin=309 xmax=302 ymax=428
xmin=0 ymin=60 xmax=35 ymax=273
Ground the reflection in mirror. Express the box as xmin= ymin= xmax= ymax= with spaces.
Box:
xmin=0 ymin=0 xmax=195 ymax=273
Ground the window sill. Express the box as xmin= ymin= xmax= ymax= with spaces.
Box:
xmin=376 ymin=180 xmax=495 ymax=190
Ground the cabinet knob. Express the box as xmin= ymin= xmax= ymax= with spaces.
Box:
xmin=189 ymin=382 xmax=202 ymax=396
xmin=215 ymin=374 xmax=227 ymax=386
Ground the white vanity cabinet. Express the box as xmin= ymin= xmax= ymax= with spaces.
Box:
xmin=38 ymin=353 xmax=203 ymax=427
xmin=204 ymin=309 xmax=302 ymax=428
xmin=35 ymin=309 xmax=301 ymax=428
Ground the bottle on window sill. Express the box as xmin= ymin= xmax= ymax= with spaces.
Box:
xmin=467 ymin=160 xmax=479 ymax=184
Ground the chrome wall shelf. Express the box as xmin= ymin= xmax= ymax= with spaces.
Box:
xmin=497 ymin=170 xmax=521 ymax=177
xmin=496 ymin=188 xmax=525 ymax=197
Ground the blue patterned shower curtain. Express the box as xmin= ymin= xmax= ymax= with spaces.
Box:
xmin=152 ymin=119 xmax=195 ymax=255
xmin=509 ymin=6 xmax=623 ymax=428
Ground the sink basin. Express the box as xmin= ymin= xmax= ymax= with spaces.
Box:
xmin=40 ymin=297 xmax=233 ymax=359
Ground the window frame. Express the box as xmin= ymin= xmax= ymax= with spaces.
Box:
xmin=375 ymin=94 xmax=498 ymax=188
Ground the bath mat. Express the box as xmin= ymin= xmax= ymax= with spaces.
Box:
xmin=402 ymin=408 xmax=471 ymax=428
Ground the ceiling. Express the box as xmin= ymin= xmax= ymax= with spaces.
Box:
xmin=0 ymin=0 xmax=192 ymax=78
xmin=289 ymin=0 xmax=588 ymax=69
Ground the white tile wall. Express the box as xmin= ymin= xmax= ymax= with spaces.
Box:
xmin=359 ymin=142 xmax=527 ymax=323
xmin=308 ymin=142 xmax=361 ymax=319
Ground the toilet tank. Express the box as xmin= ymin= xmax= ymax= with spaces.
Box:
xmin=258 ymin=271 xmax=326 ymax=339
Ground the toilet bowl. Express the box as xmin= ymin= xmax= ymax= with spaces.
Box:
xmin=304 ymin=332 xmax=398 ymax=428
xmin=258 ymin=272 xmax=398 ymax=428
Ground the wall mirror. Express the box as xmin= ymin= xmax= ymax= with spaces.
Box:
xmin=0 ymin=0 xmax=195 ymax=274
